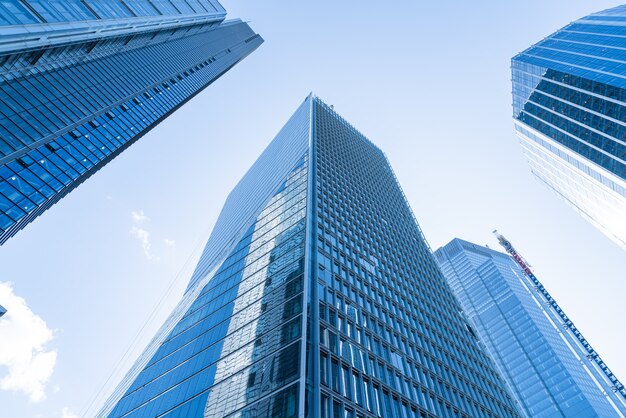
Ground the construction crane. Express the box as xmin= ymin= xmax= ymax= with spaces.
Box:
xmin=493 ymin=230 xmax=626 ymax=404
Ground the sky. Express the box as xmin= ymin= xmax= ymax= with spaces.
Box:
xmin=0 ymin=1 xmax=625 ymax=417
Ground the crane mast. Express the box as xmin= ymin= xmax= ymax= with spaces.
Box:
xmin=493 ymin=230 xmax=626 ymax=402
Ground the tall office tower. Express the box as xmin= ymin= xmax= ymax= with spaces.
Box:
xmin=97 ymin=95 xmax=521 ymax=418
xmin=0 ymin=1 xmax=262 ymax=245
xmin=435 ymin=238 xmax=626 ymax=418
xmin=511 ymin=5 xmax=626 ymax=250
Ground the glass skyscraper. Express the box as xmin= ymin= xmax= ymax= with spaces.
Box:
xmin=97 ymin=95 xmax=521 ymax=418
xmin=511 ymin=5 xmax=626 ymax=250
xmin=0 ymin=0 xmax=262 ymax=245
xmin=435 ymin=238 xmax=626 ymax=418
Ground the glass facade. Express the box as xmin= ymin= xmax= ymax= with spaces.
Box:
xmin=99 ymin=95 xmax=522 ymax=418
xmin=0 ymin=0 xmax=262 ymax=244
xmin=435 ymin=239 xmax=626 ymax=418
xmin=0 ymin=0 xmax=225 ymax=27
xmin=511 ymin=5 xmax=626 ymax=250
xmin=0 ymin=0 xmax=227 ymax=57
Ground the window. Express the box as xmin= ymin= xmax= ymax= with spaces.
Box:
xmin=0 ymin=1 xmax=38 ymax=25
xmin=28 ymin=0 xmax=94 ymax=22
xmin=321 ymin=353 xmax=329 ymax=387
xmin=321 ymin=394 xmax=330 ymax=418
xmin=332 ymin=359 xmax=340 ymax=393
xmin=353 ymin=372 xmax=363 ymax=406
xmin=333 ymin=401 xmax=342 ymax=418
xmin=342 ymin=366 xmax=352 ymax=400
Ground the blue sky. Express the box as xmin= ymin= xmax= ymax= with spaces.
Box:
xmin=0 ymin=1 xmax=625 ymax=417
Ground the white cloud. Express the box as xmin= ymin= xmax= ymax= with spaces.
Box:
xmin=0 ymin=282 xmax=57 ymax=403
xmin=129 ymin=210 xmax=159 ymax=260
xmin=130 ymin=226 xmax=158 ymax=260
xmin=163 ymin=238 xmax=175 ymax=247
xmin=131 ymin=210 xmax=148 ymax=223
xmin=61 ymin=407 xmax=79 ymax=418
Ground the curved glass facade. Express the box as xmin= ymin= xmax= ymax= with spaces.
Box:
xmin=0 ymin=1 xmax=261 ymax=245
xmin=511 ymin=5 xmax=626 ymax=250
xmin=435 ymin=239 xmax=626 ymax=418
xmin=99 ymin=96 xmax=522 ymax=418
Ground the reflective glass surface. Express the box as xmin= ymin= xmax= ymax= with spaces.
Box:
xmin=0 ymin=14 xmax=262 ymax=244
xmin=511 ymin=5 xmax=626 ymax=250
xmin=435 ymin=239 xmax=626 ymax=418
xmin=0 ymin=0 xmax=225 ymax=25
xmin=311 ymin=99 xmax=519 ymax=418
xmin=99 ymin=97 xmax=313 ymax=418
xmin=107 ymin=158 xmax=308 ymax=417
xmin=101 ymin=96 xmax=522 ymax=418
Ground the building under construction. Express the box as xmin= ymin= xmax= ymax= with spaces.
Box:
xmin=435 ymin=233 xmax=626 ymax=418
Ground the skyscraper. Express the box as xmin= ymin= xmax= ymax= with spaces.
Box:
xmin=511 ymin=5 xmax=626 ymax=250
xmin=96 ymin=95 xmax=521 ymax=418
xmin=435 ymin=237 xmax=626 ymax=418
xmin=0 ymin=0 xmax=262 ymax=245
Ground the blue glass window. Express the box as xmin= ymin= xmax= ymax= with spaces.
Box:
xmin=0 ymin=0 xmax=38 ymax=25
xmin=27 ymin=0 xmax=95 ymax=22
xmin=82 ymin=0 xmax=133 ymax=19
xmin=122 ymin=0 xmax=160 ymax=16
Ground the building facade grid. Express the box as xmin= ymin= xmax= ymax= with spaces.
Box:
xmin=435 ymin=238 xmax=626 ymax=418
xmin=311 ymin=99 xmax=518 ymax=418
xmin=99 ymin=96 xmax=522 ymax=418
xmin=511 ymin=4 xmax=626 ymax=249
xmin=0 ymin=0 xmax=262 ymax=244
